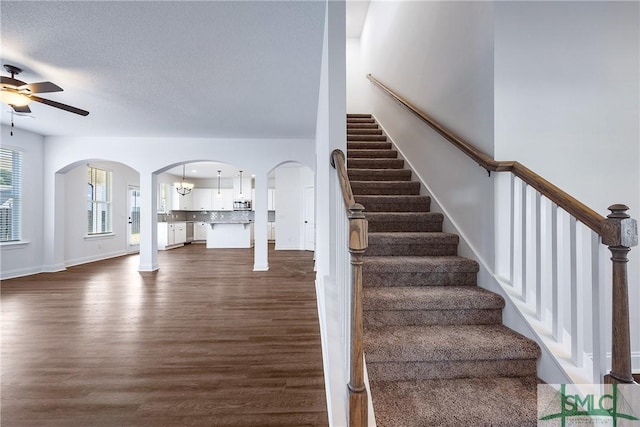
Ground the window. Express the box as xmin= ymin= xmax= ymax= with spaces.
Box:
xmin=87 ymin=166 xmax=112 ymax=234
xmin=0 ymin=148 xmax=22 ymax=242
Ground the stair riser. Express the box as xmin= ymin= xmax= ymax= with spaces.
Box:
xmin=348 ymin=135 xmax=388 ymax=142
xmin=363 ymin=271 xmax=478 ymax=287
xmin=368 ymin=221 xmax=442 ymax=233
xmin=347 ymin=124 xmax=379 ymax=129
xmin=348 ymin=159 xmax=404 ymax=169
xmin=347 ymin=119 xmax=375 ymax=124
xmin=347 ymin=142 xmax=392 ymax=150
xmin=351 ymin=182 xmax=421 ymax=196
xmin=364 ymin=309 xmax=503 ymax=328
xmin=366 ymin=243 xmax=457 ymax=257
xmin=355 ymin=198 xmax=430 ymax=212
xmin=347 ymin=129 xmax=383 ymax=135
xmin=348 ymin=170 xmax=412 ymax=181
xmin=347 ymin=150 xmax=398 ymax=159
xmin=366 ymin=359 xmax=538 ymax=381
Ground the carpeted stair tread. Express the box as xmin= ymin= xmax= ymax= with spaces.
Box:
xmin=347 ymin=158 xmax=404 ymax=169
xmin=366 ymin=212 xmax=444 ymax=232
xmin=364 ymin=324 xmax=541 ymax=363
xmin=347 ymin=113 xmax=372 ymax=118
xmin=355 ymin=195 xmax=430 ymax=212
xmin=367 ymin=232 xmax=459 ymax=256
xmin=348 ymin=169 xmax=412 ymax=181
xmin=369 ymin=377 xmax=538 ymax=427
xmin=347 ymin=149 xmax=398 ymax=158
xmin=364 ymin=286 xmax=505 ymax=311
xmin=351 ymin=181 xmax=421 ymax=196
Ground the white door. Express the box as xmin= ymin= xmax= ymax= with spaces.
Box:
xmin=127 ymin=186 xmax=141 ymax=253
xmin=304 ymin=186 xmax=315 ymax=251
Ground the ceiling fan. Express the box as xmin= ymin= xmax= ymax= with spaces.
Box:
xmin=1 ymin=64 xmax=89 ymax=116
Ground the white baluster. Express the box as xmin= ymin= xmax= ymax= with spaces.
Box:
xmin=510 ymin=174 xmax=516 ymax=287
xmin=521 ymin=180 xmax=528 ymax=301
xmin=535 ymin=192 xmax=542 ymax=319
xmin=551 ymin=202 xmax=561 ymax=342
xmin=570 ymin=216 xmax=583 ymax=367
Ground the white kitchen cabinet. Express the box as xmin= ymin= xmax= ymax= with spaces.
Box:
xmin=174 ymin=222 xmax=187 ymax=244
xmin=233 ymin=175 xmax=253 ymax=200
xmin=212 ymin=189 xmax=234 ymax=211
xmin=194 ymin=222 xmax=208 ymax=241
xmin=172 ymin=190 xmax=193 ymax=211
xmin=158 ymin=222 xmax=186 ymax=250
xmin=267 ymin=189 xmax=276 ymax=211
xmin=192 ymin=188 xmax=214 ymax=211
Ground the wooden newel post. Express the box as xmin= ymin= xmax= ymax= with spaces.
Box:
xmin=348 ymin=202 xmax=368 ymax=427
xmin=601 ymin=204 xmax=638 ymax=384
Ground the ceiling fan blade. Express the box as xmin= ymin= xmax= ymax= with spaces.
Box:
xmin=30 ymin=95 xmax=89 ymax=116
xmin=1 ymin=76 xmax=27 ymax=87
xmin=20 ymin=81 xmax=63 ymax=94
xmin=12 ymin=104 xmax=32 ymax=113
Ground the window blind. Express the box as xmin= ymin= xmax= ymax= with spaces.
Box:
xmin=0 ymin=148 xmax=22 ymax=242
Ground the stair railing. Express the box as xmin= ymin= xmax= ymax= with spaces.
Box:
xmin=367 ymin=74 xmax=638 ymax=385
xmin=330 ymin=148 xmax=369 ymax=427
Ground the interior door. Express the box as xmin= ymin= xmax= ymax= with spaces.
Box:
xmin=127 ymin=186 xmax=141 ymax=252
xmin=304 ymin=186 xmax=315 ymax=251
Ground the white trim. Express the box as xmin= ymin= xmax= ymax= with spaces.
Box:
xmin=84 ymin=233 xmax=116 ymax=240
xmin=42 ymin=263 xmax=66 ymax=273
xmin=0 ymin=265 xmax=43 ymax=280
xmin=138 ymin=262 xmax=159 ymax=272
xmin=253 ymin=262 xmax=269 ymax=271
xmin=65 ymin=250 xmax=127 ymax=268
xmin=0 ymin=240 xmax=29 ymax=249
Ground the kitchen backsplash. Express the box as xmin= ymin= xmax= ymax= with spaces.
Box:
xmin=158 ymin=210 xmax=276 ymax=222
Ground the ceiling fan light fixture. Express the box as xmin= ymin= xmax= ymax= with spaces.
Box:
xmin=0 ymin=89 xmax=31 ymax=107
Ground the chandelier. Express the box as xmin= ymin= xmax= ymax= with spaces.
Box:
xmin=174 ymin=164 xmax=194 ymax=196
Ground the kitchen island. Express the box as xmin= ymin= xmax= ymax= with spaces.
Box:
xmin=206 ymin=221 xmax=254 ymax=248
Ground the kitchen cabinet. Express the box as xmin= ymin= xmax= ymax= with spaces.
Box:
xmin=174 ymin=222 xmax=187 ymax=244
xmin=267 ymin=222 xmax=276 ymax=241
xmin=194 ymin=222 xmax=208 ymax=241
xmin=158 ymin=222 xmax=186 ymax=250
xmin=212 ymin=189 xmax=234 ymax=211
xmin=233 ymin=175 xmax=253 ymax=201
xmin=172 ymin=190 xmax=193 ymax=211
xmin=192 ymin=188 xmax=214 ymax=211
xmin=268 ymin=189 xmax=276 ymax=211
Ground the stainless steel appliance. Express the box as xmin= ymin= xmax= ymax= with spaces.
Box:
xmin=186 ymin=221 xmax=194 ymax=243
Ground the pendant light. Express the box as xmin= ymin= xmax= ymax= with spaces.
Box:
xmin=174 ymin=164 xmax=194 ymax=196
xmin=217 ymin=170 xmax=222 ymax=197
xmin=238 ymin=170 xmax=244 ymax=199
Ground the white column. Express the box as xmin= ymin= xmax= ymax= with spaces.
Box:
xmin=253 ymin=172 xmax=269 ymax=271
xmin=42 ymin=172 xmax=66 ymax=272
xmin=138 ymin=171 xmax=158 ymax=271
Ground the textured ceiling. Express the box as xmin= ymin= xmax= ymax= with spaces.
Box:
xmin=0 ymin=1 xmax=326 ymax=138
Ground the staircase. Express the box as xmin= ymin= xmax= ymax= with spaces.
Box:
xmin=346 ymin=114 xmax=542 ymax=427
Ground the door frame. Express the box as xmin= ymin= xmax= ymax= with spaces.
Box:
xmin=127 ymin=185 xmax=141 ymax=253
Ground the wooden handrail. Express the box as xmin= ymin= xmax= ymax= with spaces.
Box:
xmin=367 ymin=74 xmax=638 ymax=385
xmin=367 ymin=74 xmax=605 ymax=235
xmin=330 ymin=149 xmax=369 ymax=426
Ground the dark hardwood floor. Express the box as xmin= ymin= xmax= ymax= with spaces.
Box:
xmin=1 ymin=244 xmax=328 ymax=426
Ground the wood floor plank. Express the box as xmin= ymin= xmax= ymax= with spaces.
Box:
xmin=1 ymin=245 xmax=328 ymax=426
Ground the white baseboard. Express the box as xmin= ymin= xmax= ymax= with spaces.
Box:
xmin=42 ymin=263 xmax=66 ymax=273
xmin=1 ymin=266 xmax=44 ymax=280
xmin=65 ymin=250 xmax=127 ymax=268
xmin=253 ymin=262 xmax=269 ymax=271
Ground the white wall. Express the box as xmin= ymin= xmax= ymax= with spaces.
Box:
xmin=0 ymin=125 xmax=45 ymax=279
xmin=357 ymin=0 xmax=496 ymax=268
xmin=63 ymin=161 xmax=139 ymax=266
xmin=494 ymin=0 xmax=640 ymax=367
xmin=346 ymin=37 xmax=368 ymax=114
xmin=274 ymin=165 xmax=314 ymax=250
